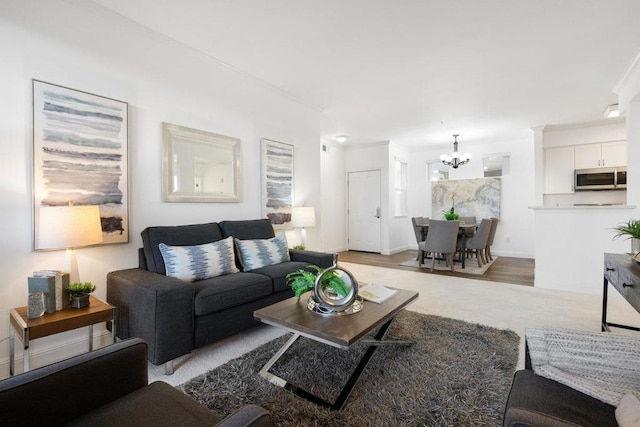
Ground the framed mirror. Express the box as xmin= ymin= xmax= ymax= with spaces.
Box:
xmin=162 ymin=122 xmax=242 ymax=203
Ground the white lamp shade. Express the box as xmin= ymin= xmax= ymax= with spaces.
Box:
xmin=38 ymin=205 xmax=103 ymax=250
xmin=291 ymin=206 xmax=316 ymax=228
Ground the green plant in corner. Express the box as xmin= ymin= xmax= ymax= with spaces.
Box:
xmin=65 ymin=282 xmax=96 ymax=297
xmin=287 ymin=265 xmax=350 ymax=299
xmin=611 ymin=219 xmax=640 ymax=240
xmin=292 ymin=244 xmax=306 ymax=250
xmin=442 ymin=193 xmax=460 ymax=220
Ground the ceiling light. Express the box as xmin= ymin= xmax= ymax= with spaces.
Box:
xmin=604 ymin=104 xmax=619 ymax=118
xmin=440 ymin=134 xmax=471 ymax=169
xmin=336 ymin=135 xmax=348 ymax=143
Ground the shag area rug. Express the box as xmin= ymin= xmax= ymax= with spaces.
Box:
xmin=399 ymin=256 xmax=497 ymax=275
xmin=179 ymin=311 xmax=519 ymax=426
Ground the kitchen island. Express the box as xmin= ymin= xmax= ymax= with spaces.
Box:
xmin=530 ymin=204 xmax=637 ymax=294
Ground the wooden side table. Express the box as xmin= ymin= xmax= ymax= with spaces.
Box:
xmin=9 ymin=295 xmax=117 ymax=375
xmin=602 ymin=253 xmax=640 ymax=332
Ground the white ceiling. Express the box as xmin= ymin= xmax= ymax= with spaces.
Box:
xmin=90 ymin=0 xmax=640 ymax=150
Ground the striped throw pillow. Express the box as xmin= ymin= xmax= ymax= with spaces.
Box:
xmin=159 ymin=236 xmax=239 ymax=282
xmin=235 ymin=233 xmax=290 ymax=271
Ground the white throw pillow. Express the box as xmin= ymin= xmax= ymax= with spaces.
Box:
xmin=234 ymin=233 xmax=290 ymax=271
xmin=159 ymin=236 xmax=239 ymax=282
xmin=616 ymin=391 xmax=640 ymax=427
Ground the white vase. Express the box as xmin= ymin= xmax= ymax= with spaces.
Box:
xmin=632 ymin=238 xmax=640 ymax=255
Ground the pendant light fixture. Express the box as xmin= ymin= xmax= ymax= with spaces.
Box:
xmin=440 ymin=134 xmax=471 ymax=168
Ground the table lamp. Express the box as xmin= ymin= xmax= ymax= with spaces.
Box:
xmin=37 ymin=203 xmax=103 ymax=284
xmin=291 ymin=206 xmax=316 ymax=248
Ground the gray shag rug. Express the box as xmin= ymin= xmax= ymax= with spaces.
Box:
xmin=179 ymin=311 xmax=519 ymax=426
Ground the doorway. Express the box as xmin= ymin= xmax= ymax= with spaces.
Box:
xmin=348 ymin=170 xmax=381 ymax=253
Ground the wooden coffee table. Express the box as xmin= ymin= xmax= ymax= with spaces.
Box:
xmin=253 ymin=288 xmax=418 ymax=410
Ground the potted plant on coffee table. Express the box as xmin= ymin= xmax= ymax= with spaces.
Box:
xmin=287 ymin=265 xmax=349 ymax=299
xmin=612 ymin=219 xmax=640 ymax=256
xmin=65 ymin=282 xmax=96 ymax=309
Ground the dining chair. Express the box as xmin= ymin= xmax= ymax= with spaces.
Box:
xmin=484 ymin=217 xmax=499 ymax=261
xmin=458 ymin=216 xmax=476 ymax=235
xmin=419 ymin=219 xmax=459 ymax=272
xmin=411 ymin=217 xmax=425 ymax=260
xmin=464 ymin=218 xmax=492 ymax=267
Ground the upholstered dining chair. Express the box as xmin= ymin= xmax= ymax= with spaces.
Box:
xmin=484 ymin=217 xmax=499 ymax=261
xmin=464 ymin=218 xmax=492 ymax=267
xmin=411 ymin=217 xmax=425 ymax=260
xmin=458 ymin=215 xmax=476 ymax=238
xmin=419 ymin=219 xmax=459 ymax=272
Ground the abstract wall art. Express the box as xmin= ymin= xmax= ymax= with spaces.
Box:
xmin=33 ymin=80 xmax=129 ymax=248
xmin=432 ymin=177 xmax=501 ymax=220
xmin=262 ymin=138 xmax=294 ymax=228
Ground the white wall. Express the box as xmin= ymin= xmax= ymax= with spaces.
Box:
xmin=320 ymin=141 xmax=347 ymax=253
xmin=407 ymin=135 xmax=536 ymax=258
xmin=0 ymin=0 xmax=324 ymax=374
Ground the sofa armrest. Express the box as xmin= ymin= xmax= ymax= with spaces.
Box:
xmin=0 ymin=338 xmax=148 ymax=427
xmin=289 ymin=249 xmax=334 ymax=268
xmin=107 ymin=268 xmax=195 ymax=365
xmin=217 ymin=404 xmax=272 ymax=427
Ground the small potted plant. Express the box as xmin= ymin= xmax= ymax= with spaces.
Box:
xmin=65 ymin=282 xmax=96 ymax=309
xmin=442 ymin=193 xmax=460 ymax=220
xmin=612 ymin=219 xmax=640 ymax=255
xmin=287 ymin=265 xmax=349 ymax=299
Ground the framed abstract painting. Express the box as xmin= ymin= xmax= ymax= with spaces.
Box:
xmin=261 ymin=138 xmax=294 ymax=229
xmin=32 ymin=80 xmax=129 ymax=248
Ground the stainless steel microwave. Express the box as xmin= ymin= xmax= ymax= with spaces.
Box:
xmin=574 ymin=167 xmax=627 ymax=191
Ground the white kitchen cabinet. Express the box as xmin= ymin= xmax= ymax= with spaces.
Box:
xmin=574 ymin=141 xmax=626 ymax=169
xmin=544 ymin=146 xmax=574 ymax=194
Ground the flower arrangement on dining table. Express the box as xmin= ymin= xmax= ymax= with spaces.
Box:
xmin=442 ymin=193 xmax=460 ymax=220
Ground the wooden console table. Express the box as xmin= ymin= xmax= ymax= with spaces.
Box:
xmin=9 ymin=296 xmax=117 ymax=375
xmin=602 ymin=253 xmax=640 ymax=332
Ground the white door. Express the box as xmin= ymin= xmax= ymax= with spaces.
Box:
xmin=348 ymin=170 xmax=381 ymax=252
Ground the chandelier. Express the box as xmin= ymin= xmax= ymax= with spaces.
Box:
xmin=440 ymin=134 xmax=471 ymax=168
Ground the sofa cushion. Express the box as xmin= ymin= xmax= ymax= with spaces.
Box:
xmin=66 ymin=381 xmax=222 ymax=427
xmin=159 ymin=237 xmax=238 ymax=282
xmin=251 ymin=261 xmax=312 ymax=292
xmin=219 ymin=218 xmax=275 ymax=240
xmin=141 ymin=223 xmax=224 ymax=274
xmin=193 ymin=272 xmax=272 ymax=316
xmin=503 ymin=369 xmax=617 ymax=427
xmin=235 ymin=234 xmax=290 ymax=271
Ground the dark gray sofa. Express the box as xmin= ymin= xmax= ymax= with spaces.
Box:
xmin=502 ymin=343 xmax=617 ymax=426
xmin=0 ymin=338 xmax=271 ymax=427
xmin=107 ymin=219 xmax=333 ymax=372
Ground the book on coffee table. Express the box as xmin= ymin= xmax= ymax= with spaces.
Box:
xmin=359 ymin=283 xmax=398 ymax=304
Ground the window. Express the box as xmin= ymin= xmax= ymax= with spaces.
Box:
xmin=427 ymin=161 xmax=449 ymax=182
xmin=483 ymin=154 xmax=510 ymax=177
xmin=394 ymin=158 xmax=407 ymax=217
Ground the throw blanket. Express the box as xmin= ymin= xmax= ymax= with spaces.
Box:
xmin=526 ymin=327 xmax=640 ymax=406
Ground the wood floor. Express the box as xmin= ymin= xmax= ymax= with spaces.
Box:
xmin=337 ymin=250 xmax=535 ymax=287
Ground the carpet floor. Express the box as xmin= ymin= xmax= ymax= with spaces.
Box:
xmin=179 ymin=310 xmax=519 ymax=426
xmin=399 ymin=256 xmax=497 ymax=275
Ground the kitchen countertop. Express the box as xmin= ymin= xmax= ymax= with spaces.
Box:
xmin=529 ymin=204 xmax=636 ymax=210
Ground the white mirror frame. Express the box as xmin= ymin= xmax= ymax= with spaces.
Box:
xmin=162 ymin=122 xmax=242 ymax=203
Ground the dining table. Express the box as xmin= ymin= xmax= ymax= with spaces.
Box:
xmin=417 ymin=220 xmax=476 ymax=269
